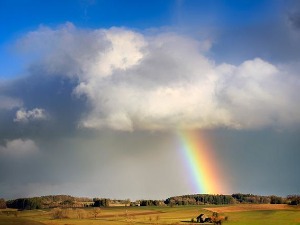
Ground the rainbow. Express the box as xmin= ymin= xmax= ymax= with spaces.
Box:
xmin=177 ymin=130 xmax=225 ymax=194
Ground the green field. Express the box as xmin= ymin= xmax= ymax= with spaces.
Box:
xmin=1 ymin=204 xmax=300 ymax=225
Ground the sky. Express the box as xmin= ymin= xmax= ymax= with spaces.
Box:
xmin=0 ymin=0 xmax=300 ymax=200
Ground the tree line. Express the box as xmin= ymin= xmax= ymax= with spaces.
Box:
xmin=6 ymin=197 xmax=42 ymax=210
xmin=3 ymin=196 xmax=113 ymax=210
xmin=5 ymin=195 xmax=92 ymax=210
xmin=2 ymin=193 xmax=300 ymax=210
xmin=165 ymin=194 xmax=235 ymax=206
xmin=165 ymin=193 xmax=289 ymax=206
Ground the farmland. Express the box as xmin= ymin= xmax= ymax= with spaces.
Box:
xmin=1 ymin=204 xmax=300 ymax=225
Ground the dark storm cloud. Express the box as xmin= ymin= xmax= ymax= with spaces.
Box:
xmin=210 ymin=14 xmax=300 ymax=64
xmin=289 ymin=12 xmax=300 ymax=29
xmin=0 ymin=72 xmax=86 ymax=141
xmin=0 ymin=129 xmax=188 ymax=200
xmin=204 ymin=128 xmax=300 ymax=195
xmin=168 ymin=1 xmax=300 ymax=64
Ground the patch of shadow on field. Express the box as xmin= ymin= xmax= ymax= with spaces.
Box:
xmin=261 ymin=210 xmax=276 ymax=215
xmin=0 ymin=215 xmax=45 ymax=225
xmin=181 ymin=221 xmax=210 ymax=224
xmin=204 ymin=204 xmax=294 ymax=213
xmin=180 ymin=220 xmax=197 ymax=223
xmin=99 ymin=210 xmax=164 ymax=218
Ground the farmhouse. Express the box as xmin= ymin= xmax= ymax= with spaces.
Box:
xmin=197 ymin=214 xmax=206 ymax=223
xmin=197 ymin=213 xmax=212 ymax=223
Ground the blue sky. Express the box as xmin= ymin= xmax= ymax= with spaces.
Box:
xmin=0 ymin=0 xmax=300 ymax=200
xmin=1 ymin=0 xmax=172 ymax=76
xmin=0 ymin=0 xmax=285 ymax=77
xmin=0 ymin=0 xmax=279 ymax=32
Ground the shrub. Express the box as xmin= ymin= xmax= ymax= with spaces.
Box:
xmin=51 ymin=208 xmax=70 ymax=219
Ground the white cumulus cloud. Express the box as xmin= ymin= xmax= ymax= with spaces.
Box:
xmin=14 ymin=108 xmax=47 ymax=123
xmin=0 ymin=139 xmax=39 ymax=156
xmin=15 ymin=24 xmax=300 ymax=131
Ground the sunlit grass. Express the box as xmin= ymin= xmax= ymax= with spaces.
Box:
xmin=1 ymin=204 xmax=300 ymax=225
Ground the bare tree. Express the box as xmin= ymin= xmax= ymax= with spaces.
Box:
xmin=76 ymin=209 xmax=86 ymax=219
xmin=91 ymin=208 xmax=101 ymax=219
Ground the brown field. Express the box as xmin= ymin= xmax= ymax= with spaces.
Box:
xmin=1 ymin=204 xmax=300 ymax=225
xmin=205 ymin=203 xmax=300 ymax=213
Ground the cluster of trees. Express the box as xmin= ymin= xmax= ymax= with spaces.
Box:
xmin=139 ymin=200 xmax=164 ymax=206
xmin=5 ymin=195 xmax=93 ymax=210
xmin=232 ymin=194 xmax=285 ymax=204
xmin=4 ymin=195 xmax=126 ymax=210
xmin=165 ymin=194 xmax=235 ymax=206
xmin=6 ymin=197 xmax=42 ymax=210
xmin=93 ymin=198 xmax=110 ymax=207
xmin=164 ymin=194 xmax=287 ymax=206
xmin=0 ymin=198 xmax=6 ymax=209
xmin=287 ymin=195 xmax=300 ymax=205
xmin=232 ymin=193 xmax=272 ymax=204
xmin=270 ymin=195 xmax=284 ymax=204
xmin=39 ymin=195 xmax=92 ymax=208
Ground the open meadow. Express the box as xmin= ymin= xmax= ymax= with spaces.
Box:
xmin=1 ymin=204 xmax=300 ymax=225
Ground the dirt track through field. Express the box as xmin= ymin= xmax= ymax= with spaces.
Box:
xmin=204 ymin=204 xmax=299 ymax=213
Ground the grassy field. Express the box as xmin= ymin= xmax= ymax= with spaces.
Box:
xmin=1 ymin=204 xmax=300 ymax=225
